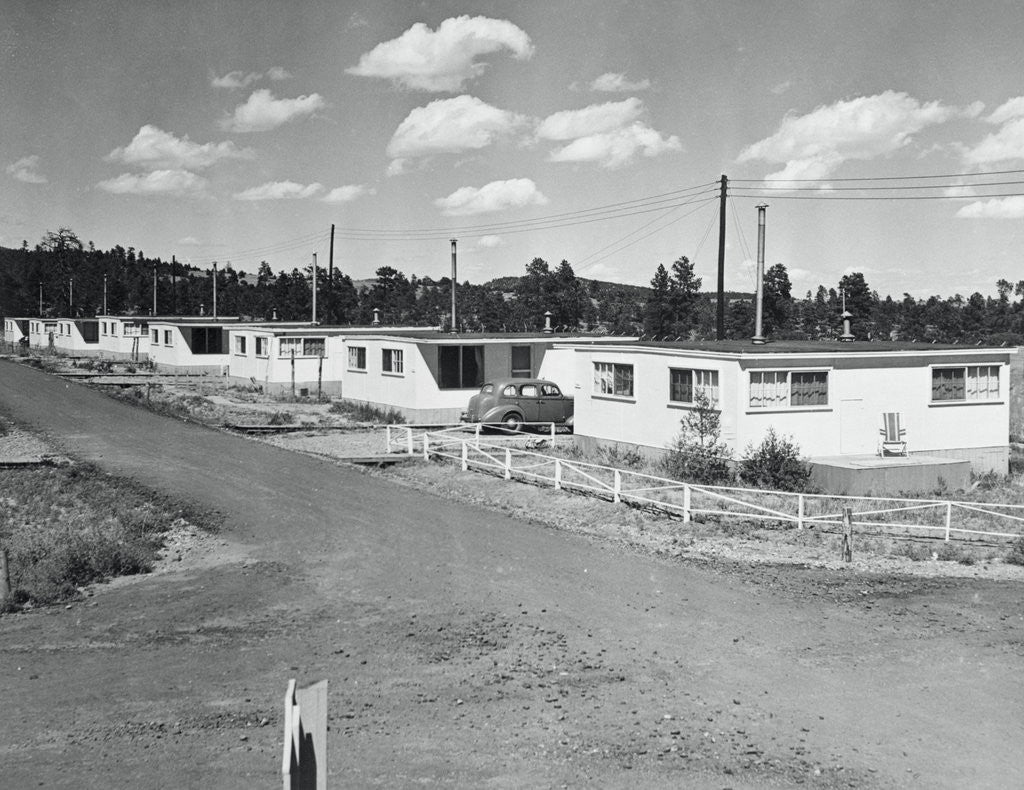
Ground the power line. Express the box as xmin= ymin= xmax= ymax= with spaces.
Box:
xmin=729 ymin=167 xmax=1024 ymax=183
xmin=729 ymin=191 xmax=1024 ymax=201
xmin=734 ymin=178 xmax=1024 ymax=192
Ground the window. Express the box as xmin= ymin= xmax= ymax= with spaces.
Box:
xmin=594 ymin=362 xmax=634 ymax=397
xmin=255 ymin=337 xmax=268 ymax=357
xmin=511 ymin=345 xmax=531 ymax=378
xmin=382 ymin=348 xmax=404 ymax=374
xmin=749 ymin=370 xmax=828 ymax=408
xmin=101 ymin=322 xmax=108 ymax=335
xmin=280 ymin=338 xmax=301 ymax=358
xmin=520 ymin=384 xmax=539 ymax=397
xmin=438 ymin=345 xmax=484 ymax=389
xmin=932 ymin=365 xmax=1000 ymax=402
xmin=163 ymin=330 xmax=172 ymax=346
xmin=348 ymin=346 xmax=366 ymax=370
xmin=304 ymin=338 xmax=325 ymax=357
xmin=540 ymin=383 xmax=562 ymax=397
xmin=111 ymin=324 xmax=117 ymax=336
xmin=669 ymin=368 xmax=719 ymax=405
xmin=151 ymin=329 xmax=158 ymax=345
xmin=502 ymin=384 xmax=517 ymax=397
xmin=234 ymin=336 xmax=247 ymax=355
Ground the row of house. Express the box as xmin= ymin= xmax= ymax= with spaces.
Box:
xmin=3 ymin=314 xmax=1016 ymax=488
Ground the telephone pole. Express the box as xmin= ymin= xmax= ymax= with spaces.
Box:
xmin=171 ymin=255 xmax=177 ymax=314
xmin=450 ymin=239 xmax=457 ymax=333
xmin=716 ymin=174 xmax=727 ymax=340
xmin=328 ymin=224 xmax=335 ymax=286
xmin=312 ymin=252 xmax=318 ymax=325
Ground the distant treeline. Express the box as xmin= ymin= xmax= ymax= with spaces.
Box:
xmin=2 ymin=227 xmax=1024 ymax=344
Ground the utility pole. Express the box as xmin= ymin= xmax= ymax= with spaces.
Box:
xmin=450 ymin=238 xmax=457 ymax=333
xmin=212 ymin=262 xmax=218 ymax=319
xmin=716 ymin=174 xmax=727 ymax=341
xmin=311 ymin=252 xmax=318 ymax=325
xmin=752 ymin=204 xmax=768 ymax=344
xmin=69 ymin=278 xmax=73 ymax=314
xmin=328 ymin=224 xmax=335 ymax=286
xmin=38 ymin=282 xmax=42 ymax=317
xmin=171 ymin=255 xmax=177 ymax=314
xmin=103 ymin=274 xmax=107 ymax=315
xmin=152 ymin=263 xmax=157 ymax=315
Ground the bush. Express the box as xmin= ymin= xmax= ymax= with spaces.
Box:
xmin=1007 ymin=537 xmax=1024 ymax=567
xmin=595 ymin=444 xmax=646 ymax=470
xmin=738 ymin=428 xmax=812 ymax=492
xmin=267 ymin=411 xmax=295 ymax=425
xmin=659 ymin=391 xmax=733 ymax=485
xmin=328 ymin=399 xmax=405 ymax=424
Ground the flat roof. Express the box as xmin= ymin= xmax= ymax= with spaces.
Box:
xmin=593 ymin=339 xmax=1015 ymax=354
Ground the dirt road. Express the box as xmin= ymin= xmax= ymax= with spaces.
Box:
xmin=1 ymin=359 xmax=1021 ymax=789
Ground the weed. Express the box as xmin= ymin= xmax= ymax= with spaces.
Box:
xmin=1007 ymin=537 xmax=1024 ymax=566
xmin=267 ymin=411 xmax=295 ymax=426
xmin=595 ymin=444 xmax=646 ymax=470
xmin=328 ymin=399 xmax=405 ymax=424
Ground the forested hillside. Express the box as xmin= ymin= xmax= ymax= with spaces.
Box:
xmin=3 ymin=227 xmax=1024 ymax=344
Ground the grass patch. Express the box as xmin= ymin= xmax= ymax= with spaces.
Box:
xmin=328 ymin=399 xmax=405 ymax=424
xmin=0 ymin=464 xmax=217 ymax=609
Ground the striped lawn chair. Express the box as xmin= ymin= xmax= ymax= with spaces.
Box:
xmin=879 ymin=412 xmax=907 ymax=456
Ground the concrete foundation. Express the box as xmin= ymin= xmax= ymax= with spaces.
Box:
xmin=809 ymin=454 xmax=971 ymax=496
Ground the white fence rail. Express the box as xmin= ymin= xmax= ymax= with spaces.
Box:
xmin=388 ymin=427 xmax=1024 ymax=544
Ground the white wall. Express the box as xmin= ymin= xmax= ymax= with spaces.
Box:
xmin=573 ymin=345 xmax=1013 ymax=471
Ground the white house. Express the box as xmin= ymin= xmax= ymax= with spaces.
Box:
xmin=50 ymin=318 xmax=101 ymax=355
xmin=2 ymin=317 xmax=30 ymax=346
xmin=94 ymin=315 xmax=155 ymax=360
xmin=145 ymin=317 xmax=247 ymax=373
xmin=333 ymin=331 xmax=637 ymax=422
xmin=569 ymin=340 xmax=1015 ymax=486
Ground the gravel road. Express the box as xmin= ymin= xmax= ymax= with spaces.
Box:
xmin=0 ymin=359 xmax=1022 ymax=789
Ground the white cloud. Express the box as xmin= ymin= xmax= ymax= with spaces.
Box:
xmin=221 ymin=89 xmax=325 ymax=133
xmin=770 ymin=80 xmax=793 ymax=96
xmin=956 ymin=196 xmax=1024 ymax=218
xmin=738 ymin=91 xmax=967 ymax=180
xmin=546 ymin=122 xmax=681 ymax=169
xmin=233 ymin=181 xmax=323 ymax=201
xmin=386 ymin=95 xmax=527 ymax=167
xmin=984 ymin=97 xmax=1024 ymax=124
xmin=178 ymin=236 xmax=202 ymax=245
xmin=97 ymin=170 xmax=208 ymax=197
xmin=212 ymin=67 xmax=292 ymax=89
xmin=347 ymin=15 xmax=533 ymax=92
xmin=434 ymin=178 xmax=548 ymax=216
xmin=107 ymin=125 xmax=254 ymax=170
xmin=321 ymin=184 xmax=371 ymax=203
xmin=536 ymin=97 xmax=645 ymax=141
xmin=212 ymin=70 xmax=262 ymax=89
xmin=590 ymin=72 xmax=651 ymax=93
xmin=477 ymin=234 xmax=504 ymax=248
xmin=963 ymin=117 xmax=1024 ymax=165
xmin=6 ymin=155 xmax=47 ymax=184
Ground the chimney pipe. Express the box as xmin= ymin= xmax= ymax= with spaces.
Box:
xmin=543 ymin=311 xmax=553 ymax=334
xmin=752 ymin=204 xmax=767 ymax=344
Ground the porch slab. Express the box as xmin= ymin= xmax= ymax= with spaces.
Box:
xmin=808 ymin=453 xmax=971 ymax=496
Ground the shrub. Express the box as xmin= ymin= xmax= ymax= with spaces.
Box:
xmin=596 ymin=444 xmax=646 ymax=470
xmin=1007 ymin=537 xmax=1024 ymax=566
xmin=659 ymin=391 xmax=733 ymax=485
xmin=267 ymin=411 xmax=294 ymax=425
xmin=327 ymin=399 xmax=405 ymax=424
xmin=738 ymin=428 xmax=812 ymax=492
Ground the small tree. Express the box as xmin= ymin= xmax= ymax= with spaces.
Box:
xmin=660 ymin=390 xmax=732 ymax=484
xmin=738 ymin=428 xmax=811 ymax=491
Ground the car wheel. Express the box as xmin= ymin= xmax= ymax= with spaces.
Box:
xmin=502 ymin=412 xmax=523 ymax=432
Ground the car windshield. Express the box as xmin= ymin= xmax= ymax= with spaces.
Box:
xmin=481 ymin=384 xmax=494 ymax=394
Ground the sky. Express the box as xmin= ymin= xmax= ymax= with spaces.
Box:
xmin=4 ymin=0 xmax=1024 ymax=299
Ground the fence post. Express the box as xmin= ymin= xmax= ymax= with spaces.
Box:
xmin=944 ymin=501 xmax=952 ymax=542
xmin=683 ymin=483 xmax=691 ymax=523
xmin=385 ymin=425 xmax=392 ymax=453
xmin=554 ymin=458 xmax=561 ymax=490
xmin=797 ymin=493 xmax=804 ymax=530
xmin=461 ymin=440 xmax=468 ymax=472
xmin=613 ymin=469 xmax=621 ymax=503
xmin=474 ymin=423 xmax=481 ymax=450
xmin=0 ymin=548 xmax=10 ymax=606
xmin=422 ymin=432 xmax=430 ymax=460
xmin=842 ymin=507 xmax=853 ymax=562
xmin=406 ymin=427 xmax=414 ymax=455
xmin=550 ymin=422 xmax=556 ymax=443
xmin=504 ymin=448 xmax=512 ymax=480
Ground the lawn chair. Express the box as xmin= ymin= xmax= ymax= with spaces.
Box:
xmin=879 ymin=412 xmax=907 ymax=456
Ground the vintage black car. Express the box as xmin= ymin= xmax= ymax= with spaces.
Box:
xmin=461 ymin=378 xmax=574 ymax=432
